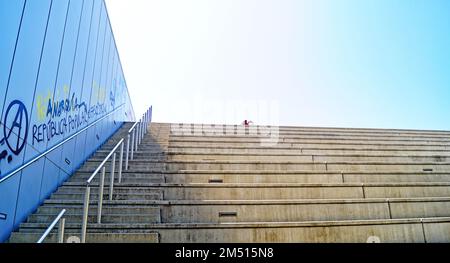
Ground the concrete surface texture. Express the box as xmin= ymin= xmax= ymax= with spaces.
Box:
xmin=8 ymin=123 xmax=450 ymax=243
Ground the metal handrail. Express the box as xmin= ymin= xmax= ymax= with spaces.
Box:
xmin=128 ymin=122 xmax=139 ymax=133
xmin=0 ymin=104 xmax=125 ymax=184
xmin=37 ymin=209 xmax=66 ymax=243
xmin=79 ymin=106 xmax=152 ymax=243
xmin=86 ymin=138 xmax=124 ymax=184
xmin=81 ymin=138 xmax=124 ymax=243
xmin=125 ymin=106 xmax=151 ymax=169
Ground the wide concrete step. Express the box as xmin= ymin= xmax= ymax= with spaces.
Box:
xmin=158 ymin=198 xmax=450 ymax=223
xmin=56 ymin=186 xmax=165 ymax=195
xmin=12 ymin=217 xmax=450 ymax=242
xmin=84 ymin=159 xmax=166 ymax=165
xmin=92 ymin=151 xmax=166 ymax=159
xmin=169 ymin=124 xmax=450 ymax=136
xmin=167 ymin=148 xmax=450 ymax=156
xmin=170 ymin=134 xmax=450 ymax=144
xmin=51 ymin=191 xmax=163 ymax=201
xmin=152 ymin=217 xmax=450 ymax=243
xmin=60 ymin=182 xmax=450 ymax=200
xmin=169 ymin=145 xmax=450 ymax=154
xmin=26 ymin=198 xmax=450 ymax=225
xmin=36 ymin=205 xmax=159 ymax=215
xmin=9 ymin=232 xmax=159 ymax=243
xmin=164 ymin=183 xmax=450 ymax=200
xmin=163 ymin=160 xmax=450 ymax=172
xmin=167 ymin=154 xmax=450 ymax=163
xmin=169 ymin=141 xmax=450 ymax=151
xmin=26 ymin=213 xmax=160 ymax=224
xmin=69 ymin=178 xmax=164 ymax=184
xmin=101 ymin=143 xmax=168 ymax=150
xmin=169 ymin=130 xmax=450 ymax=141
xmin=160 ymin=171 xmax=450 ymax=184
xmin=100 ymin=139 xmax=167 ymax=146
xmin=107 ymin=136 xmax=168 ymax=143
xmin=78 ymin=162 xmax=165 ymax=172
xmin=67 ymin=172 xmax=165 ymax=184
xmin=36 ymin=197 xmax=450 ymax=223
xmin=81 ymin=159 xmax=450 ymax=173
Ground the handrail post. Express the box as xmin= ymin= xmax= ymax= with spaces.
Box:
xmin=146 ymin=112 xmax=149 ymax=133
xmin=147 ymin=112 xmax=149 ymax=133
xmin=142 ymin=114 xmax=147 ymax=137
xmin=139 ymin=118 xmax=143 ymax=141
xmin=146 ymin=112 xmax=148 ymax=134
xmin=141 ymin=118 xmax=144 ymax=141
xmin=144 ymin=112 xmax=147 ymax=130
xmin=140 ymin=119 xmax=143 ymax=142
xmin=125 ymin=134 xmax=130 ymax=170
xmin=118 ymin=141 xmax=124 ymax=183
xmin=142 ymin=115 xmax=145 ymax=138
xmin=138 ymin=122 xmax=142 ymax=145
xmin=58 ymin=218 xmax=65 ymax=243
xmin=144 ymin=112 xmax=147 ymax=135
xmin=143 ymin=114 xmax=146 ymax=135
xmin=97 ymin=167 xmax=106 ymax=224
xmin=134 ymin=127 xmax=138 ymax=153
xmin=109 ymin=153 xmax=116 ymax=201
xmin=130 ymin=129 xmax=135 ymax=160
xmin=81 ymin=186 xmax=91 ymax=243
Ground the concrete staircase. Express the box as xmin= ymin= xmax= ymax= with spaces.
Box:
xmin=8 ymin=123 xmax=450 ymax=242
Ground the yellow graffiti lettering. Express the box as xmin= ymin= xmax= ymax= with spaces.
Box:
xmin=98 ymin=87 xmax=106 ymax=102
xmin=63 ymin=84 xmax=70 ymax=95
xmin=36 ymin=90 xmax=52 ymax=121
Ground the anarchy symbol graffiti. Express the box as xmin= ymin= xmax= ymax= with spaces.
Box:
xmin=3 ymin=100 xmax=29 ymax=155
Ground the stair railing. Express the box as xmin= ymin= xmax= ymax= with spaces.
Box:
xmin=37 ymin=209 xmax=66 ymax=243
xmin=80 ymin=138 xmax=124 ymax=243
xmin=80 ymin=106 xmax=152 ymax=243
xmin=125 ymin=106 xmax=152 ymax=170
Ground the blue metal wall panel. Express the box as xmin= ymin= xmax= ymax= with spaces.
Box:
xmin=40 ymin=151 xmax=61 ymax=202
xmin=23 ymin=0 xmax=70 ymax=218
xmin=52 ymin=0 xmax=84 ymax=181
xmin=102 ymin=43 xmax=116 ymax=141
xmin=0 ymin=0 xmax=25 ymax=117
xmin=1 ymin=0 xmax=52 ymax=176
xmin=97 ymin=26 xmax=113 ymax=145
xmin=90 ymin=1 xmax=107 ymax=153
xmin=27 ymin=0 xmax=69 ymax=156
xmin=60 ymin=0 xmax=94 ymax=175
xmin=0 ymin=176 xmax=20 ymax=242
xmin=0 ymin=0 xmax=26 ymax=243
xmin=83 ymin=0 xmax=104 ymax=158
xmin=1 ymin=0 xmax=52 ymax=235
xmin=14 ymin=155 xmax=44 ymax=227
xmin=0 ymin=0 xmax=136 ymax=242
xmin=73 ymin=0 xmax=101 ymax=168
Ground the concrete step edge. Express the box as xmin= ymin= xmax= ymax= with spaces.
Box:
xmin=60 ymin=182 xmax=450 ymax=187
xmin=16 ymin=216 xmax=450 ymax=229
xmin=41 ymin=197 xmax=450 ymax=205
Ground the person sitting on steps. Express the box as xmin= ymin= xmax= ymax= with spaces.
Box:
xmin=242 ymin=120 xmax=253 ymax=127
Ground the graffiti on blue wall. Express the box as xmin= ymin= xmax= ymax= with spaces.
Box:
xmin=0 ymin=82 xmax=114 ymax=177
xmin=32 ymin=90 xmax=107 ymax=146
xmin=0 ymin=100 xmax=30 ymax=175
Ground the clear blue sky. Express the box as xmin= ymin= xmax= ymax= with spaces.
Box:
xmin=107 ymin=0 xmax=450 ymax=130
